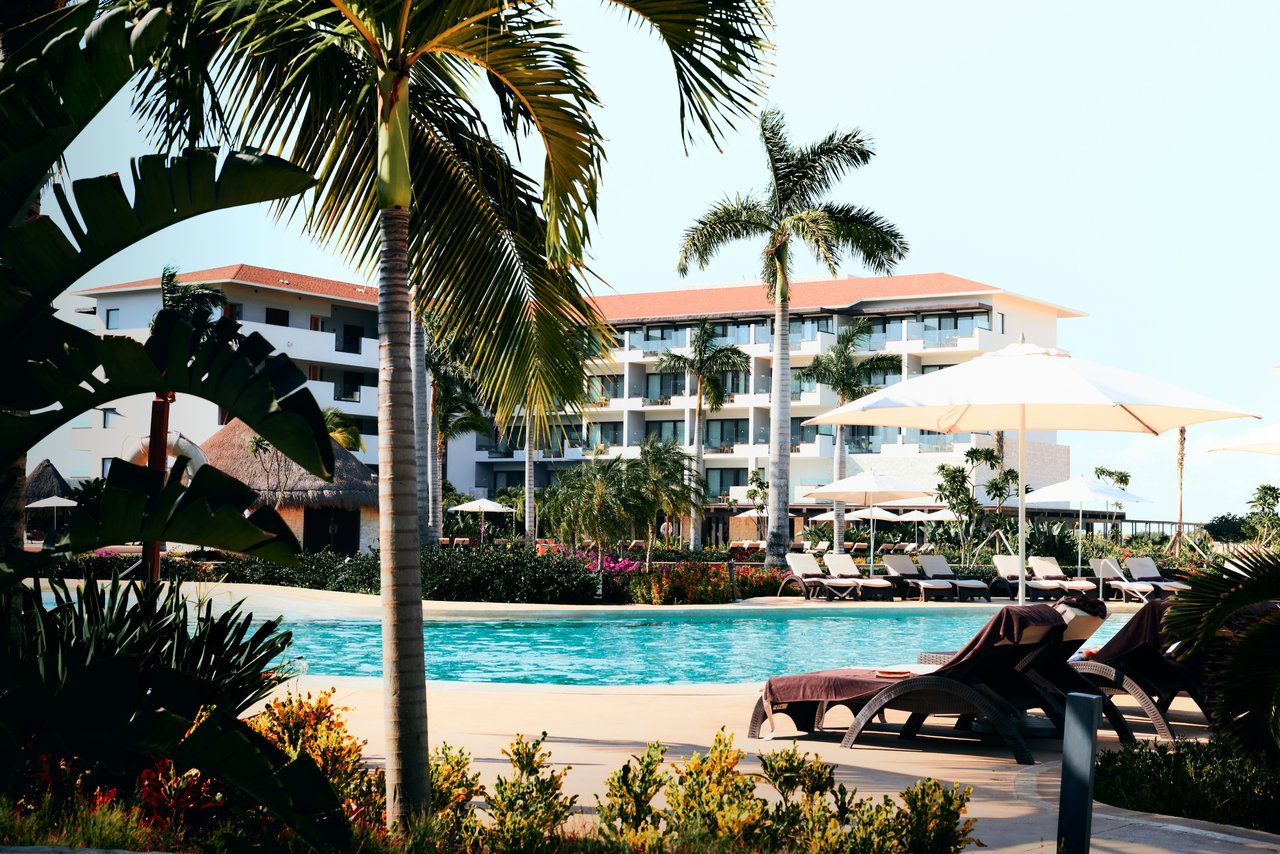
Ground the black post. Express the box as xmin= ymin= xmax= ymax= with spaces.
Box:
xmin=1058 ymin=692 xmax=1102 ymax=854
xmin=728 ymin=559 xmax=739 ymax=602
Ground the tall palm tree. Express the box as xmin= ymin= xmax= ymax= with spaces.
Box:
xmin=678 ymin=108 xmax=908 ymax=567
xmin=655 ymin=319 xmax=747 ymax=551
xmin=138 ymin=0 xmax=770 ymax=823
xmin=629 ymin=437 xmax=701 ymax=567
xmin=794 ymin=318 xmax=899 ymax=553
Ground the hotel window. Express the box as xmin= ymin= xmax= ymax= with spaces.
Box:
xmin=867 ymin=317 xmax=903 ymax=349
xmin=790 ymin=417 xmax=833 ymax=446
xmin=705 ymin=418 xmax=749 ymax=448
xmin=718 ymin=370 xmax=750 ymax=396
xmin=867 ymin=368 xmax=900 ymax=386
xmin=644 ymin=372 xmax=685 ymax=400
xmin=789 ymin=368 xmax=817 ymax=394
xmin=710 ymin=321 xmax=752 ymax=345
xmin=310 ymin=315 xmax=324 ymax=331
xmin=788 ymin=315 xmax=832 ymax=343
xmin=587 ymin=422 xmax=623 ymax=448
xmin=307 ymin=364 xmax=321 ymax=381
xmin=642 ymin=324 xmax=685 ymax=349
xmin=104 ymin=308 xmax=119 ymax=330
xmin=997 ymin=312 xmax=1005 ymax=334
xmin=264 ymin=307 xmax=289 ymax=327
xmin=848 ymin=425 xmax=900 ymax=453
xmin=645 ymin=420 xmax=685 ymax=444
xmin=587 ymin=374 xmax=622 ymax=399
xmin=706 ymin=468 xmax=748 ymax=499
xmin=228 ymin=302 xmax=243 ymax=320
xmin=493 ymin=470 xmax=524 ymax=490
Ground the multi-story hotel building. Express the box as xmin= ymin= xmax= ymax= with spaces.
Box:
xmin=46 ymin=266 xmax=1082 ymax=544
xmin=53 ymin=265 xmax=380 ymax=479
xmin=450 ymin=272 xmax=1084 ymax=541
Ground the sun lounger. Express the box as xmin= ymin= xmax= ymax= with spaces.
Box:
xmin=1089 ymin=558 xmax=1157 ymax=602
xmin=823 ymin=553 xmax=895 ymax=601
xmin=880 ymin=555 xmax=955 ymax=601
xmin=1027 ymin=556 xmax=1098 ymax=597
xmin=780 ymin=553 xmax=859 ymax=601
xmin=916 ymin=555 xmax=992 ymax=601
xmin=1123 ymin=557 xmax=1191 ymax=595
xmin=992 ymin=555 xmax=1063 ymax=601
xmin=749 ymin=604 xmax=1069 ymax=764
xmin=851 ymin=541 xmax=869 ymax=554
xmin=452 ymin=537 xmax=471 ymax=547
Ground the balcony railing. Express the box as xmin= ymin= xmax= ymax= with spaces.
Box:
xmin=335 ymin=385 xmax=362 ymax=403
xmin=706 ymin=442 xmax=737 ymax=454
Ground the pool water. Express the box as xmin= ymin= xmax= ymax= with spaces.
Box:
xmin=282 ymin=610 xmax=1131 ymax=685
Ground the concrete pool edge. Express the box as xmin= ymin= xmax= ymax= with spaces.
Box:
xmin=139 ymin=581 xmax=1144 ymax=622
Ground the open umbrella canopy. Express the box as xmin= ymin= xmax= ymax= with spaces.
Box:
xmin=1211 ymin=422 xmax=1280 ymax=456
xmin=804 ymin=471 xmax=933 ymax=505
xmin=804 ymin=341 xmax=1256 ymax=434
xmin=895 ymin=509 xmax=936 ymax=522
xmin=26 ymin=496 xmax=77 ymax=509
xmin=849 ymin=506 xmax=902 ymax=521
xmin=1023 ymin=477 xmax=1147 ymax=506
xmin=804 ymin=340 xmax=1253 ymax=603
xmin=925 ymin=508 xmax=961 ymax=521
xmin=449 ymin=499 xmax=515 ymax=513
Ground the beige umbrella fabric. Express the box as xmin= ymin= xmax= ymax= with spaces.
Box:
xmin=805 ymin=472 xmax=930 ymax=569
xmin=805 ymin=340 xmax=1255 ymax=602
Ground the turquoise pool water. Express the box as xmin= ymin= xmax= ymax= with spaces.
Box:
xmin=281 ymin=609 xmax=1131 ymax=685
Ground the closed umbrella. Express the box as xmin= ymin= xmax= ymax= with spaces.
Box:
xmin=806 ymin=340 xmax=1255 ymax=603
xmin=805 ymin=472 xmax=930 ymax=570
xmin=1024 ymin=477 xmax=1147 ymax=576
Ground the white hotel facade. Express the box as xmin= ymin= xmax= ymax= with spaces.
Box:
xmin=43 ymin=267 xmax=1082 ymax=540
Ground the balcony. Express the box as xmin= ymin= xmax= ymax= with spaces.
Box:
xmin=239 ymin=320 xmax=377 ymax=367
xmin=309 ymin=379 xmax=377 ymax=416
xmin=705 ymin=442 xmax=739 ymax=455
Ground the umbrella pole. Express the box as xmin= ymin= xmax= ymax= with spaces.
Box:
xmin=869 ymin=516 xmax=876 ymax=572
xmin=1018 ymin=414 xmax=1027 ymax=606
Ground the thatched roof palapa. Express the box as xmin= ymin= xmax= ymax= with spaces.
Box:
xmin=26 ymin=459 xmax=72 ymax=504
xmin=200 ymin=419 xmax=376 ymax=509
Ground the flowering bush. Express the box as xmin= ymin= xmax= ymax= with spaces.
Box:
xmin=602 ymin=561 xmax=782 ymax=605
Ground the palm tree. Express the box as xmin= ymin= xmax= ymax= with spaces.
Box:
xmin=678 ymin=108 xmax=908 ymax=568
xmin=655 ymin=319 xmax=747 ymax=551
xmin=322 ymin=406 xmax=364 ymax=452
xmin=433 ymin=375 xmax=492 ymax=516
xmin=152 ymin=265 xmax=225 ymax=330
xmin=794 ymin=318 xmax=899 ymax=553
xmin=139 ymin=0 xmax=771 ymax=823
xmin=549 ymin=457 xmax=630 ymax=570
xmin=629 ymin=437 xmax=701 ymax=568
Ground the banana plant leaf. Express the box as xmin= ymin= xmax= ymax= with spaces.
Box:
xmin=0 ymin=147 xmax=314 ymax=321
xmin=55 ymin=456 xmax=303 ymax=565
xmin=0 ymin=4 xmax=168 ymax=226
xmin=0 ymin=310 xmax=333 ymax=479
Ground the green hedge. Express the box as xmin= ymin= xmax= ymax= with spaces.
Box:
xmin=1095 ymin=740 xmax=1280 ymax=833
xmin=420 ymin=548 xmax=597 ymax=604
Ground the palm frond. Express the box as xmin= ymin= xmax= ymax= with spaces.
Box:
xmin=784 ymin=208 xmax=840 ymax=275
xmin=820 ymin=201 xmax=909 ymax=274
xmin=1207 ymin=613 xmax=1280 ymax=760
xmin=780 ymin=126 xmax=875 ymax=214
xmin=676 ymin=194 xmax=772 ymax=274
xmin=600 ymin=0 xmax=772 ymax=148
xmin=1165 ymin=547 xmax=1280 ymax=656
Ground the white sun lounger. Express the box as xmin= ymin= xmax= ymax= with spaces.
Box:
xmin=823 ymin=553 xmax=895 ymax=600
xmin=1124 ymin=557 xmax=1191 ymax=594
xmin=1027 ymin=556 xmax=1097 ymax=595
xmin=880 ymin=555 xmax=955 ymax=601
xmin=992 ymin=555 xmax=1063 ymax=601
xmin=916 ymin=554 xmax=992 ymax=601
xmin=1089 ymin=558 xmax=1157 ymax=601
xmin=784 ymin=552 xmax=859 ymax=600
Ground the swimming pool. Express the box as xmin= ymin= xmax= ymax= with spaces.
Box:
xmin=282 ymin=609 xmax=1131 ymax=685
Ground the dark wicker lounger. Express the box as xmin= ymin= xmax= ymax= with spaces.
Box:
xmin=748 ymin=604 xmax=1067 ymax=764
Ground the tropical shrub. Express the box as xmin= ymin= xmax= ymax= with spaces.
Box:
xmin=606 ymin=562 xmax=783 ymax=605
xmin=421 ymin=548 xmax=597 ymax=604
xmin=1095 ymin=740 xmax=1280 ymax=833
xmin=217 ymin=551 xmax=381 ymax=594
xmin=1204 ymin=513 xmax=1248 ymax=543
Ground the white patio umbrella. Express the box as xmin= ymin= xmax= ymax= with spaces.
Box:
xmin=806 ymin=340 xmax=1255 ymax=603
xmin=734 ymin=508 xmax=796 ymax=518
xmin=449 ymin=498 xmax=515 ymax=543
xmin=1024 ymin=477 xmax=1147 ymax=574
xmin=26 ymin=495 xmax=76 ymax=532
xmin=1211 ymin=422 xmax=1280 ymax=456
xmin=805 ymin=472 xmax=930 ymax=570
xmin=925 ymin=508 xmax=961 ymax=521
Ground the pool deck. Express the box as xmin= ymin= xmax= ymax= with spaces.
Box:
xmin=46 ymin=582 xmax=1279 ymax=852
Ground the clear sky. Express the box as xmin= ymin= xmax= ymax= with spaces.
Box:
xmin=56 ymin=1 xmax=1280 ymax=524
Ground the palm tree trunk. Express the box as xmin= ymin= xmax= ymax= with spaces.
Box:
xmin=412 ymin=319 xmax=436 ymax=548
xmin=832 ymin=423 xmax=846 ymax=553
xmin=376 ymin=206 xmax=429 ymax=823
xmin=525 ymin=436 xmax=536 ymax=542
xmin=1175 ymin=426 xmax=1186 ymax=555
xmin=376 ymin=70 xmax=429 ymax=825
xmin=690 ymin=383 xmax=705 ymax=551
xmin=767 ymin=260 xmax=791 ymax=568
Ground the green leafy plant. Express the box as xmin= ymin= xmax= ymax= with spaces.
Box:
xmin=487 ymin=732 xmax=577 ymax=853
xmin=596 ymin=743 xmax=671 ymax=853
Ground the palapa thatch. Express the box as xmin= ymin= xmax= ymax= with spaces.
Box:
xmin=200 ymin=419 xmax=376 ymax=510
xmin=26 ymin=459 xmax=72 ymax=504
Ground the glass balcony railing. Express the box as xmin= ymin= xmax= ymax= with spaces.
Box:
xmin=866 ymin=333 xmax=887 ymax=351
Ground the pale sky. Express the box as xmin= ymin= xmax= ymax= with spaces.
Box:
xmin=55 ymin=1 xmax=1280 ymax=524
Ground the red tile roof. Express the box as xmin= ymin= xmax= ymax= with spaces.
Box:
xmin=77 ymin=264 xmax=377 ymax=305
xmin=589 ymin=273 xmax=1021 ymax=322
